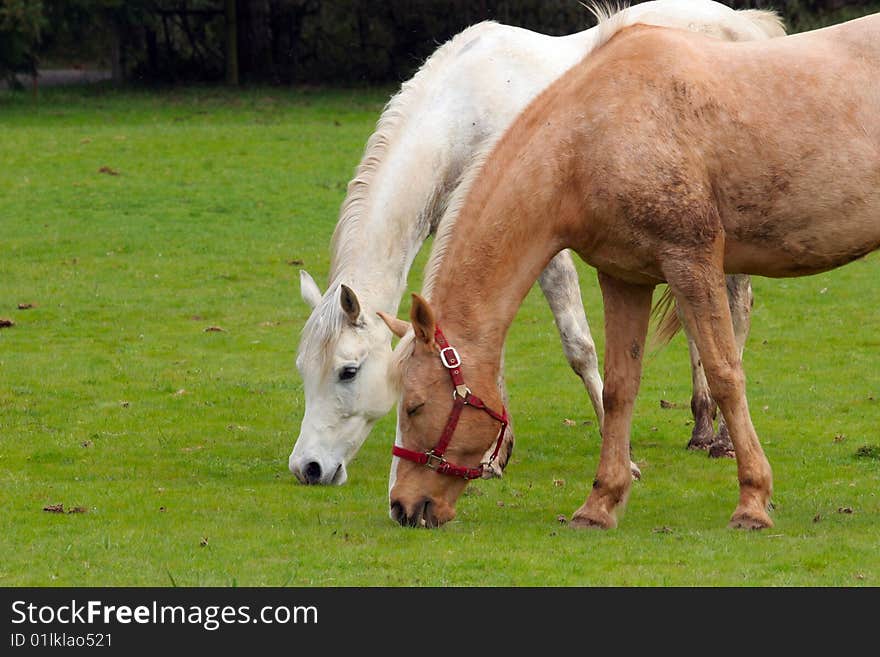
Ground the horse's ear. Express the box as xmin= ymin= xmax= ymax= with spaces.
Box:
xmin=410 ymin=294 xmax=435 ymax=345
xmin=300 ymin=270 xmax=322 ymax=310
xmin=378 ymin=311 xmax=409 ymax=338
xmin=339 ymin=285 xmax=362 ymax=324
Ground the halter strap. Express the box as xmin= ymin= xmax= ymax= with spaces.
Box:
xmin=391 ymin=326 xmax=508 ymax=480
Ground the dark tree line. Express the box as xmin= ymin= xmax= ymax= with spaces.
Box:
xmin=2 ymin=1 xmax=879 ymax=86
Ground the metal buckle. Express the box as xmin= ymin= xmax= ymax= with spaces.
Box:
xmin=439 ymin=346 xmax=461 ymax=369
xmin=424 ymin=451 xmax=446 ymax=470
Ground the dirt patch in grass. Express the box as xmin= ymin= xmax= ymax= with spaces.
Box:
xmin=42 ymin=504 xmax=87 ymax=514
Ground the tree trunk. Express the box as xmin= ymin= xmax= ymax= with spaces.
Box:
xmin=110 ymin=18 xmax=123 ymax=84
xmin=145 ymin=27 xmax=159 ymax=76
xmin=225 ymin=0 xmax=239 ymax=86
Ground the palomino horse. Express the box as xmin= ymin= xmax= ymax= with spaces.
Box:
xmin=382 ymin=11 xmax=880 ymax=529
xmin=290 ymin=0 xmax=784 ymax=485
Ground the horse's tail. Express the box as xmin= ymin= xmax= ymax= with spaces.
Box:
xmin=650 ymin=286 xmax=682 ymax=348
xmin=737 ymin=9 xmax=788 ymax=38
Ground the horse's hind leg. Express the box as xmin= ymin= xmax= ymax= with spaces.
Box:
xmin=665 ymin=252 xmax=772 ymax=529
xmin=686 ymin=273 xmax=753 ymax=458
xmin=539 ymin=251 xmax=641 ymax=480
xmin=570 ymin=273 xmax=654 ymax=529
xmin=685 ymin=326 xmax=718 ymax=452
xmin=709 ymin=274 xmax=753 ymax=458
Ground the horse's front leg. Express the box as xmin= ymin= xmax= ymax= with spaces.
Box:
xmin=665 ymin=249 xmax=772 ymax=529
xmin=538 ymin=251 xmax=604 ymax=424
xmin=538 ymin=250 xmax=642 ymax=480
xmin=570 ymin=273 xmax=654 ymax=529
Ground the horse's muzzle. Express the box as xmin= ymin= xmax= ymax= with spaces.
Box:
xmin=289 ymin=455 xmax=347 ymax=485
xmin=389 ymin=497 xmax=453 ymax=528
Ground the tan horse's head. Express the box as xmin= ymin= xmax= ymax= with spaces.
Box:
xmin=381 ymin=295 xmax=508 ymax=528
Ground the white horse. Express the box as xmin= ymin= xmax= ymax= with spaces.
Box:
xmin=290 ymin=0 xmax=784 ymax=485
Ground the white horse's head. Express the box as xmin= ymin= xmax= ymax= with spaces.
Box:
xmin=289 ymin=270 xmax=400 ymax=485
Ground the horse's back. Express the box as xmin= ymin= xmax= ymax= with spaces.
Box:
xmin=416 ymin=21 xmax=588 ymax=119
xmin=587 ymin=16 xmax=880 ymax=277
xmin=501 ymin=15 xmax=880 ymax=279
xmin=599 ymin=15 xmax=880 ymax=128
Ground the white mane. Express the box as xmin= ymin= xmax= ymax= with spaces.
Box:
xmin=328 ymin=20 xmax=502 ymax=281
xmin=421 ymin=136 xmax=500 ymax=300
xmin=303 ymin=21 xmax=505 ymax=373
xmin=735 ymin=9 xmax=787 ymax=38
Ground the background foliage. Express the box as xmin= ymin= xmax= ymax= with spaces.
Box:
xmin=0 ymin=0 xmax=45 ymax=83
xmin=2 ymin=1 xmax=880 ymax=85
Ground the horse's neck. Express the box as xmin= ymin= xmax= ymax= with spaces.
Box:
xmin=328 ymin=142 xmax=446 ymax=314
xmin=429 ymin=179 xmax=566 ymax=369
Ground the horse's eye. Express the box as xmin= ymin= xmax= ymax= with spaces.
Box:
xmin=338 ymin=366 xmax=359 ymax=382
xmin=406 ymin=402 xmax=424 ymax=417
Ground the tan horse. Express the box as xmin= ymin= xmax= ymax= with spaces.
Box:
xmin=381 ymin=11 xmax=880 ymax=529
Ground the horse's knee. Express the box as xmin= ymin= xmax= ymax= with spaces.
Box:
xmin=602 ymin=378 xmax=634 ymax=415
xmin=706 ymin=363 xmax=745 ymax=406
xmin=566 ymin=339 xmax=599 ymax=378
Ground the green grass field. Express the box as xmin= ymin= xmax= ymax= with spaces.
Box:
xmin=1 ymin=87 xmax=878 ymax=586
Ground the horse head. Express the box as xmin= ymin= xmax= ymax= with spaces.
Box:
xmin=382 ymin=294 xmax=508 ymax=527
xmin=289 ymin=271 xmax=399 ymax=485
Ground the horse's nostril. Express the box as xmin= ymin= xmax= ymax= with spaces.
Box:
xmin=422 ymin=499 xmax=439 ymax=528
xmin=390 ymin=500 xmax=405 ymax=525
xmin=390 ymin=498 xmax=439 ymax=528
xmin=304 ymin=461 xmax=322 ymax=484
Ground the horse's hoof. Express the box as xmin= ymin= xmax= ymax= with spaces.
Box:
xmin=687 ymin=431 xmax=714 ymax=451
xmin=570 ymin=509 xmax=616 ymax=530
xmin=708 ymin=427 xmax=734 ymax=458
xmin=708 ymin=440 xmax=735 ymax=459
xmin=630 ymin=461 xmax=642 ymax=481
xmin=729 ymin=508 xmax=773 ymax=530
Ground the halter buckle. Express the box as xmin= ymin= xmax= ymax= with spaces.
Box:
xmin=439 ymin=346 xmax=461 ymax=369
xmin=424 ymin=451 xmax=446 ymax=470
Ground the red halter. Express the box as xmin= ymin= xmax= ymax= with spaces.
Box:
xmin=392 ymin=326 xmax=509 ymax=480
